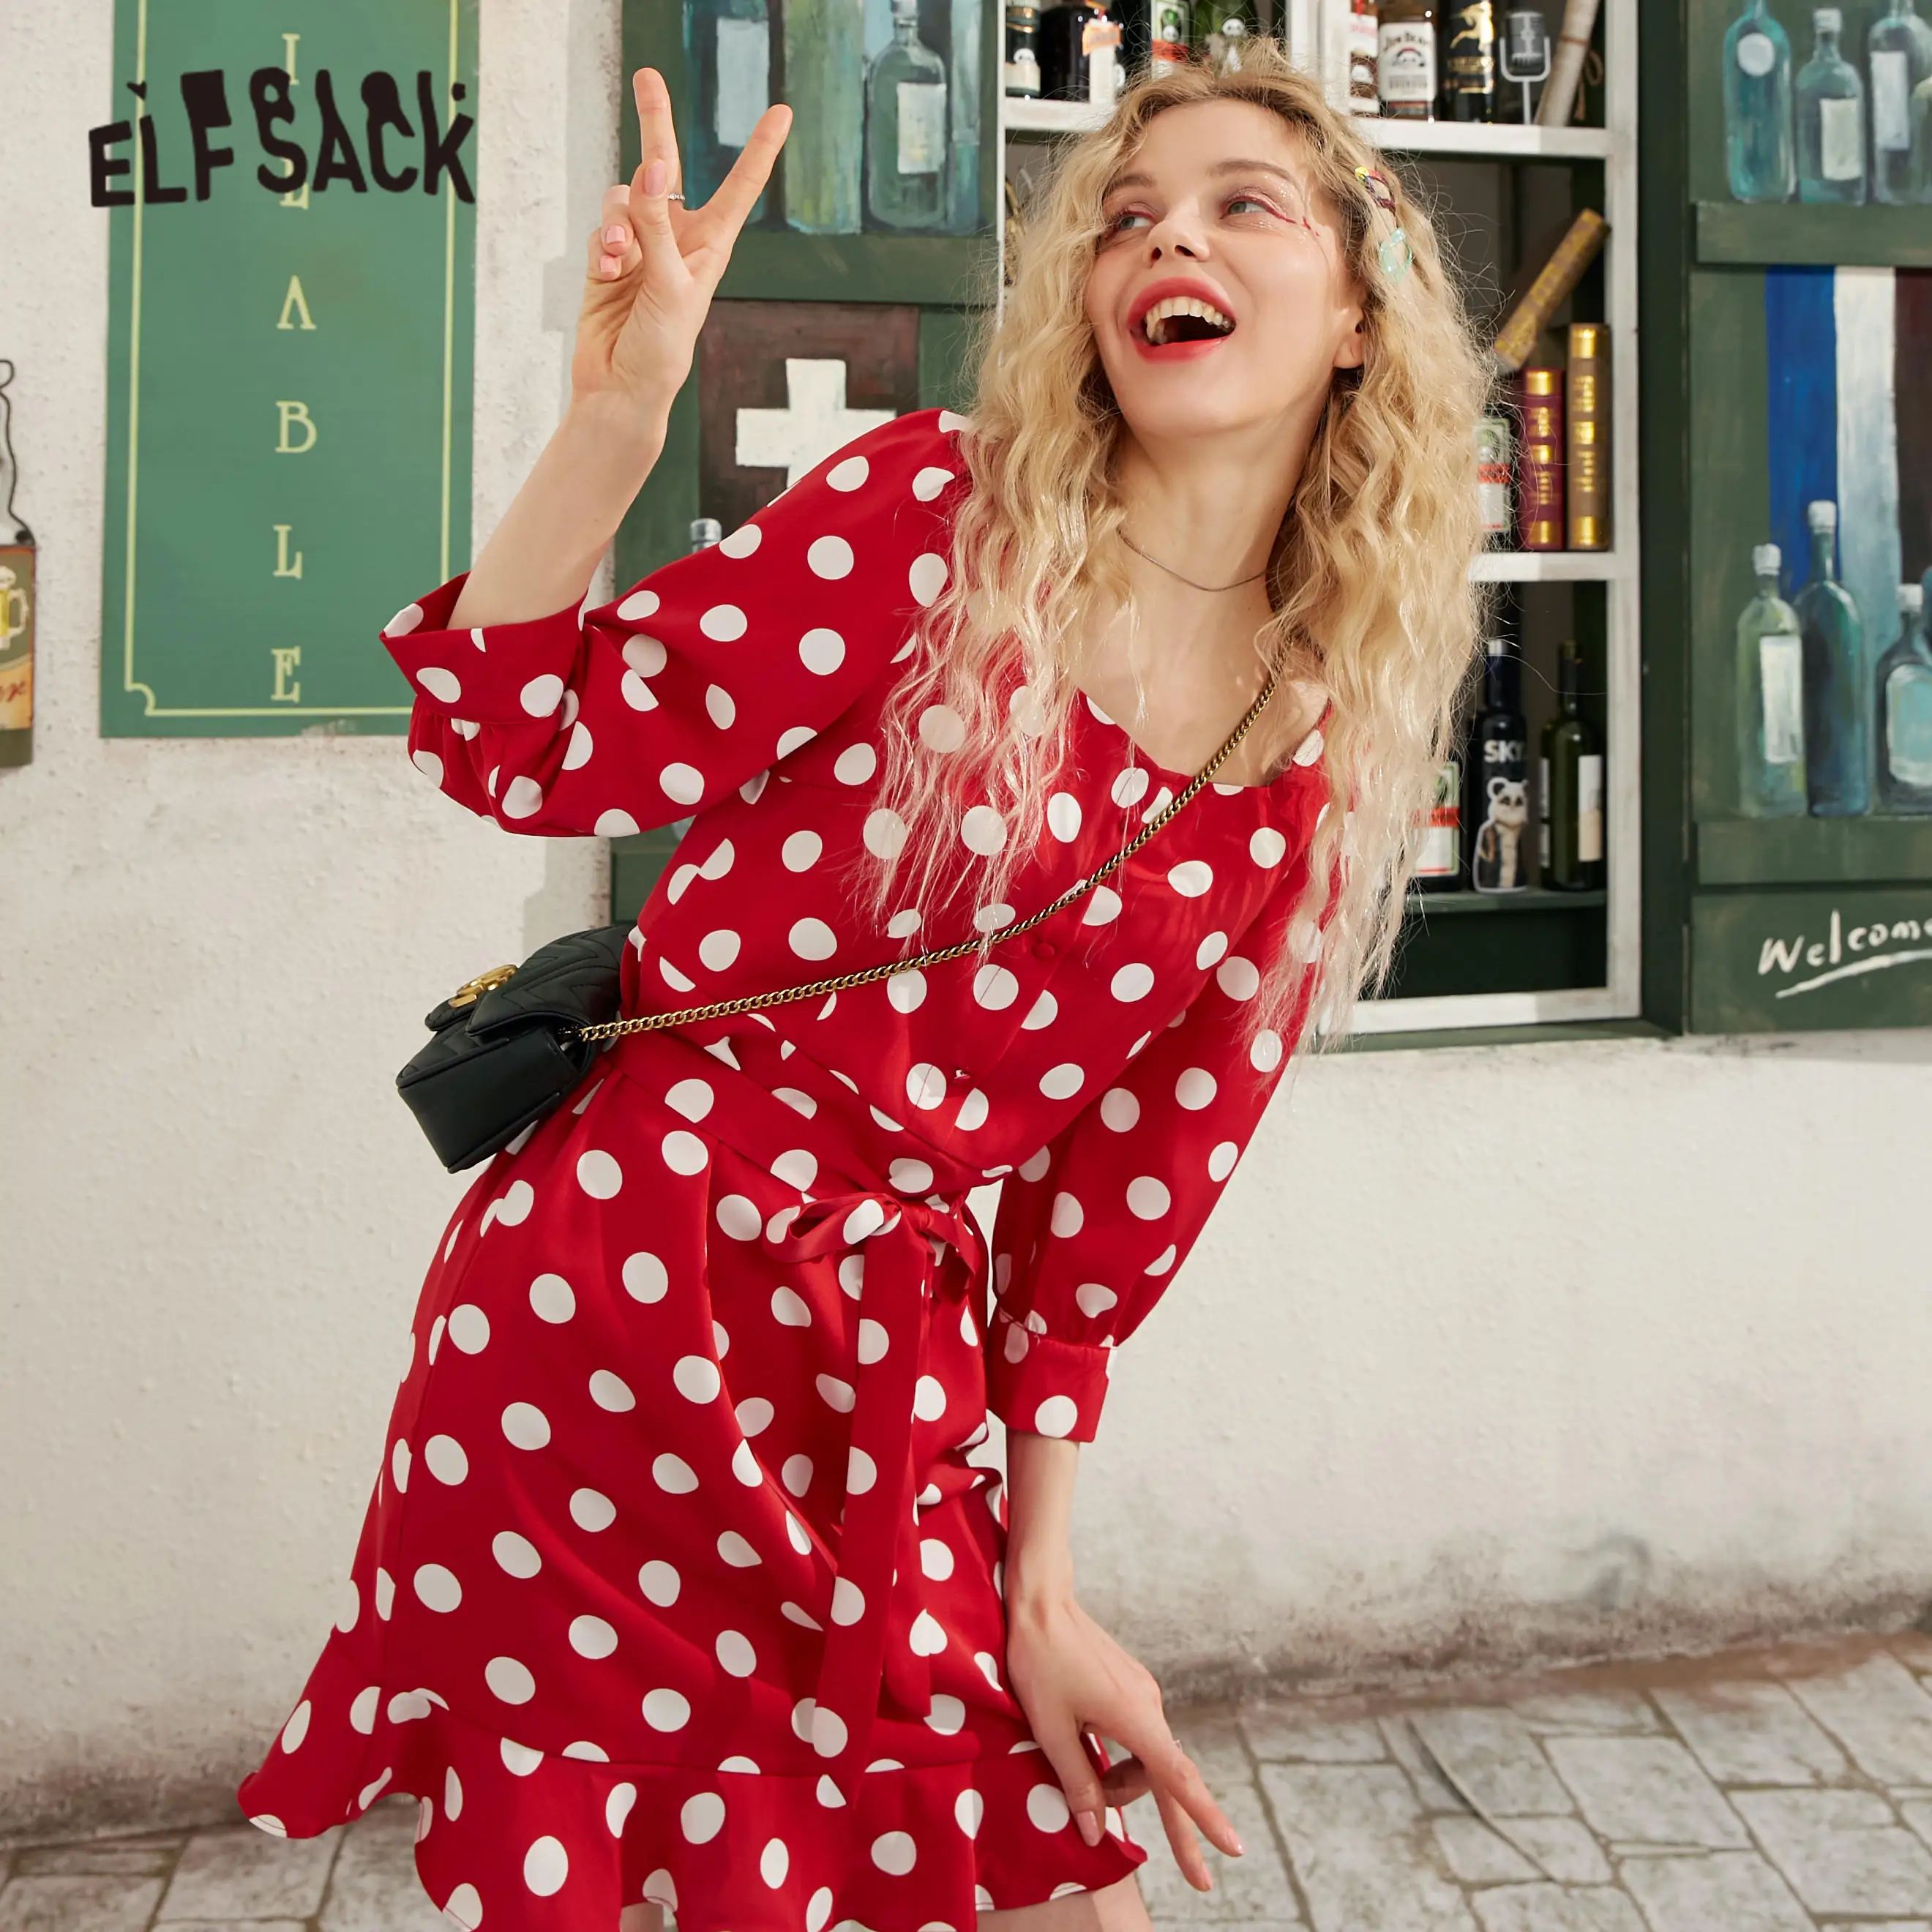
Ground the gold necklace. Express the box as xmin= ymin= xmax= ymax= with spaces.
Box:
xmin=1120 ymin=527 xmax=1270 ymax=594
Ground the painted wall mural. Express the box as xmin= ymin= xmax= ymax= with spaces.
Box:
xmin=1731 ymin=265 xmax=1932 ymax=818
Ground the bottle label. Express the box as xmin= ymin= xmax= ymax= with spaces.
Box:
xmin=1004 ymin=51 xmax=1042 ymax=91
xmin=896 ymin=80 xmax=947 ymax=174
xmin=1734 ymin=28 xmax=1776 ymax=76
xmin=714 ymin=15 xmax=771 ymax=150
xmin=1443 ymin=0 xmax=1495 ymax=86
xmin=1871 ymin=50 xmax=1910 ymax=151
xmin=1377 ymin=20 xmax=1437 ymax=102
xmin=1471 ymin=736 xmax=1530 ymax=892
xmin=1416 ymin=759 xmax=1461 ymax=876
xmin=1885 ymin=664 xmax=1932 ymax=785
xmin=1151 ymin=0 xmax=1191 ymax=62
xmin=1577 ymin=754 xmax=1603 ymax=864
xmin=1818 ymin=95 xmax=1862 ymax=180
xmin=1760 ymin=632 xmax=1804 ymax=764
xmin=1349 ymin=0 xmax=1380 ymax=104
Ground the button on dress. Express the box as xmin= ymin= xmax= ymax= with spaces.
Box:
xmin=237 ymin=408 xmax=1330 ymax=1932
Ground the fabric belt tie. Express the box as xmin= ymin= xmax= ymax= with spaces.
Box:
xmin=763 ymin=1188 xmax=984 ymax=1795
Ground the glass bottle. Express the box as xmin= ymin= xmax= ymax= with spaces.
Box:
xmin=1377 ymin=0 xmax=1440 ymax=116
xmin=1723 ymin=0 xmax=1797 ymax=201
xmin=1041 ymin=0 xmax=1123 ymax=99
xmin=1412 ymin=757 xmax=1466 ymax=891
xmin=866 ymin=0 xmax=949 ymax=231
xmin=1734 ymin=542 xmax=1808 ymax=817
xmin=946 ymin=0 xmax=984 ymax=233
xmin=1468 ymin=634 xmax=1532 ymax=893
xmin=1441 ymin=0 xmax=1499 ymax=119
xmin=784 ymin=0 xmax=864 ymax=232
xmin=686 ymin=0 xmax=773 ymax=220
xmin=1793 ymin=499 xmax=1870 ymax=815
xmin=1005 ymin=2 xmax=1043 ymax=91
xmin=1797 ymin=7 xmax=1867 ymax=203
xmin=1875 ymin=580 xmax=1932 ymax=811
xmin=1868 ymin=0 xmax=1932 ymax=202
xmin=1540 ymin=640 xmax=1604 ymax=888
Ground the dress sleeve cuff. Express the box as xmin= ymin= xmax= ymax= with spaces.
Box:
xmin=984 ymin=1310 xmax=1112 ymax=1443
xmin=381 ymin=573 xmax=591 ymax=725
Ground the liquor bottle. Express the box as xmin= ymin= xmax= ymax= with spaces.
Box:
xmin=1006 ymin=3 xmax=1044 ymax=91
xmin=947 ymin=0 xmax=984 ymax=232
xmin=1476 ymin=415 xmax=1513 ymax=545
xmin=1868 ymin=0 xmax=1932 ymax=203
xmin=1199 ymin=0 xmax=1256 ymax=72
xmin=1734 ymin=542 xmax=1808 ymax=817
xmin=1723 ymin=0 xmax=1797 ymax=201
xmin=1539 ymin=640 xmax=1603 ymax=888
xmin=1469 ymin=635 xmax=1532 ymax=893
xmin=1151 ymin=0 xmax=1195 ymax=72
xmin=866 ymin=0 xmax=949 ymax=231
xmin=1875 ymin=580 xmax=1932 ymax=811
xmin=686 ymin=0 xmax=773 ymax=220
xmin=1377 ymin=0 xmax=1439 ymax=115
xmin=1041 ymin=0 xmax=1124 ymax=98
xmin=785 ymin=0 xmax=865 ymax=232
xmin=1441 ymin=0 xmax=1499 ymax=119
xmin=0 ymin=359 xmax=35 ymax=769
xmin=690 ymin=517 xmax=724 ymax=550
xmin=1797 ymin=7 xmax=1867 ymax=202
xmin=1565 ymin=322 xmax=1609 ymax=550
xmin=1413 ymin=757 xmax=1465 ymax=889
xmin=1793 ymin=498 xmax=1870 ymax=815
xmin=1514 ymin=366 xmax=1565 ymax=551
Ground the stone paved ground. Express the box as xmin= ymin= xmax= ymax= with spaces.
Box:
xmin=10 ymin=1628 xmax=1932 ymax=1931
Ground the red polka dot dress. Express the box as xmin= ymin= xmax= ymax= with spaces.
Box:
xmin=238 ymin=408 xmax=1330 ymax=1932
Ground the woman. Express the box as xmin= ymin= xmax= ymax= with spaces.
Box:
xmin=238 ymin=43 xmax=1486 ymax=1932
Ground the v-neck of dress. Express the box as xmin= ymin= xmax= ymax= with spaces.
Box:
xmin=1077 ymin=689 xmax=1332 ymax=795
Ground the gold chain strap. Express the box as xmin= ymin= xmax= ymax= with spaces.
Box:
xmin=577 ymin=673 xmax=1281 ymax=1045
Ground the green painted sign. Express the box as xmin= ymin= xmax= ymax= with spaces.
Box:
xmin=1693 ymin=886 xmax=1932 ymax=1030
xmin=101 ymin=0 xmax=476 ymax=736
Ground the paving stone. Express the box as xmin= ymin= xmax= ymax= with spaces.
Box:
xmin=1503 ymin=1819 xmax=1612 ymax=1885
xmin=13 ymin=1846 xmax=181 ymax=1879
xmin=159 ymin=1922 xmax=307 ymax=1932
xmin=1430 ymin=1817 xmax=1541 ymax=1884
xmin=1405 ymin=1710 xmax=1573 ymax=1817
xmin=1731 ymin=1787 xmax=1932 ymax=1917
xmin=0 ymin=1876 xmax=164 ymax=1932
xmin=1652 ymin=1678 xmax=1849 ymax=1787
xmin=1542 ymin=1736 xmax=1749 ymax=1850
xmin=157 ymin=1825 xmax=341 ymax=1922
xmin=1510 ymin=1691 xmax=1662 ymax=1736
xmin=1773 ymin=1653 xmax=1932 ymax=1786
xmin=1382 ymin=1716 xmax=1467 ymax=1815
xmin=321 ymin=1801 xmax=443 ymax=1932
xmin=1126 ymin=1776 xmax=1300 ymax=1922
xmin=1619 ymin=1852 xmax=1813 ymax=1932
xmin=1240 ymin=1706 xmax=1387 ymax=1764
xmin=1902 ymin=1797 xmax=1932 ymax=1849
xmin=1470 ymin=1885 xmax=1647 ymax=1932
xmin=1259 ymin=1764 xmax=1478 ymax=1932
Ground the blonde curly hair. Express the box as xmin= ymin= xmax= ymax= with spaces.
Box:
xmin=866 ymin=41 xmax=1491 ymax=1048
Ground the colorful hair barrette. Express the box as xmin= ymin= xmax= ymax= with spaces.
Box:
xmin=1353 ymin=163 xmax=1398 ymax=215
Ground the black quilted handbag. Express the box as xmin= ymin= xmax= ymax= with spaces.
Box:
xmin=396 ymin=925 xmax=632 ymax=1172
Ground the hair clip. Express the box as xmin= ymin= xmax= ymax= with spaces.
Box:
xmin=1377 ymin=227 xmax=1413 ymax=279
xmin=1353 ymin=163 xmax=1398 ymax=216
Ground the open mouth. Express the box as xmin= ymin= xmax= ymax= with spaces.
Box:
xmin=1139 ymin=297 xmax=1236 ymax=347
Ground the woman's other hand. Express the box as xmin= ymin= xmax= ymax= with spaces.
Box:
xmin=1004 ymin=1589 xmax=1246 ymax=1888
xmin=573 ymin=67 xmax=790 ymax=432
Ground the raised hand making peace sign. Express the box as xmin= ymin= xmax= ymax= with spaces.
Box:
xmin=574 ymin=67 xmax=793 ymax=422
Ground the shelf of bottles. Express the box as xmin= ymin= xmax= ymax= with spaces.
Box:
xmin=995 ymin=0 xmax=1642 ymax=1034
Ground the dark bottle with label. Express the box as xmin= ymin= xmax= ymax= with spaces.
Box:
xmin=1412 ymin=756 xmax=1466 ymax=891
xmin=1540 ymin=639 xmax=1604 ymax=888
xmin=1468 ymin=634 xmax=1531 ymax=893
xmin=1441 ymin=0 xmax=1499 ymax=116
xmin=1039 ymin=0 xmax=1123 ymax=100
xmin=1377 ymin=0 xmax=1441 ymax=116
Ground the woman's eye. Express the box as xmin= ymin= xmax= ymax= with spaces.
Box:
xmin=1227 ymin=194 xmax=1276 ymax=217
xmin=1105 ymin=209 xmax=1150 ymax=233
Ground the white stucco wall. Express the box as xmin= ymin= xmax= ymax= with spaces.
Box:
xmin=5 ymin=0 xmax=1930 ymax=1844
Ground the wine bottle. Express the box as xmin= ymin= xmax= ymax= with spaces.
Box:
xmin=1469 ymin=634 xmax=1532 ymax=893
xmin=1041 ymin=0 xmax=1124 ymax=99
xmin=1797 ymin=7 xmax=1867 ymax=203
xmin=0 ymin=361 xmax=36 ymax=770
xmin=1441 ymin=0 xmax=1499 ymax=119
xmin=1875 ymin=579 xmax=1932 ymax=812
xmin=1723 ymin=0 xmax=1797 ymax=201
xmin=1734 ymin=542 xmax=1808 ymax=817
xmin=785 ymin=0 xmax=864 ymax=233
xmin=866 ymin=0 xmax=949 ymax=231
xmin=1793 ymin=498 xmax=1870 ymax=815
xmin=1540 ymin=640 xmax=1603 ymax=888
xmin=1413 ymin=757 xmax=1466 ymax=890
xmin=1377 ymin=0 xmax=1439 ymax=116
xmin=1868 ymin=0 xmax=1932 ymax=203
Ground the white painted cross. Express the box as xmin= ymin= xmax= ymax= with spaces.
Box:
xmin=735 ymin=359 xmax=894 ymax=487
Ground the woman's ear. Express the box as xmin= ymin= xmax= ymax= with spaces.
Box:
xmin=1332 ymin=299 xmax=1367 ymax=372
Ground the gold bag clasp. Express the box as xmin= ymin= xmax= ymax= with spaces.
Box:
xmin=447 ymin=964 xmax=518 ymax=1008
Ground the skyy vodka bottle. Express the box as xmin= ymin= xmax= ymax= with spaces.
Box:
xmin=1723 ymin=0 xmax=1797 ymax=201
xmin=1868 ymin=0 xmax=1932 ymax=203
xmin=1735 ymin=542 xmax=1807 ymax=816
xmin=1793 ymin=500 xmax=1869 ymax=815
xmin=1797 ymin=7 xmax=1868 ymax=202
